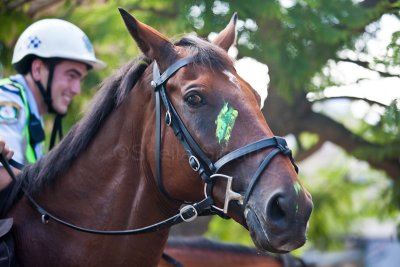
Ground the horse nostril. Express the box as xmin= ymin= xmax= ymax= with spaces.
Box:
xmin=267 ymin=194 xmax=287 ymax=224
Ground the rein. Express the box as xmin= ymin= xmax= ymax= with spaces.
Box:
xmin=1 ymin=55 xmax=298 ymax=235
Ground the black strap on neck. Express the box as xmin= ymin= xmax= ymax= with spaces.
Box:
xmin=32 ymin=60 xmax=55 ymax=113
xmin=49 ymin=114 xmax=64 ymax=150
xmin=31 ymin=60 xmax=64 ymax=150
xmin=29 ymin=113 xmax=45 ymax=150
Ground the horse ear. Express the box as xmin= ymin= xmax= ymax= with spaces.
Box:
xmin=212 ymin=13 xmax=238 ymax=51
xmin=118 ymin=8 xmax=176 ymax=61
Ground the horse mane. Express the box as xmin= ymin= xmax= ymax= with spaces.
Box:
xmin=7 ymin=35 xmax=233 ymax=208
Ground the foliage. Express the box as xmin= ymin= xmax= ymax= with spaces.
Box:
xmin=206 ymin=216 xmax=254 ymax=247
xmin=348 ymin=100 xmax=400 ymax=181
xmin=301 ymin=151 xmax=396 ymax=250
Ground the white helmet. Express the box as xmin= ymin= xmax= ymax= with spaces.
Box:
xmin=12 ymin=18 xmax=106 ymax=73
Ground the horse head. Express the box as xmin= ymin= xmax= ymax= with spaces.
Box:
xmin=119 ymin=9 xmax=312 ymax=253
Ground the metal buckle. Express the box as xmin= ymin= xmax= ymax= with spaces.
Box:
xmin=165 ymin=110 xmax=172 ymax=126
xmin=204 ymin=174 xmax=243 ymax=214
xmin=189 ymin=155 xmax=200 ymax=171
xmin=150 ymin=80 xmax=157 ymax=88
xmin=41 ymin=214 xmax=49 ymax=224
xmin=179 ymin=205 xmax=198 ymax=222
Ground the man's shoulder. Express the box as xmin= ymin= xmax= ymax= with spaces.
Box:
xmin=0 ymin=79 xmax=22 ymax=96
xmin=0 ymin=79 xmax=25 ymax=124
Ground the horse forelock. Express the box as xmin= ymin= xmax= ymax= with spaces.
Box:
xmin=176 ymin=36 xmax=233 ymax=72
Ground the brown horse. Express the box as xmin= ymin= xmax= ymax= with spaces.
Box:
xmin=160 ymin=237 xmax=309 ymax=267
xmin=4 ymin=8 xmax=312 ymax=267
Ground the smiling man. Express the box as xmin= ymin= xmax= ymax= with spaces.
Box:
xmin=0 ymin=18 xmax=105 ymax=193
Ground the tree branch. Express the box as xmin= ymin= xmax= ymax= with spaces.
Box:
xmin=311 ymin=96 xmax=388 ymax=108
xmin=301 ymin=110 xmax=400 ymax=179
xmin=262 ymin=87 xmax=400 ymax=180
xmin=295 ymin=137 xmax=325 ymax=161
xmin=337 ymin=57 xmax=400 ymax=78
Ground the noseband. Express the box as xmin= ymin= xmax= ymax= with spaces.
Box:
xmin=1 ymin=55 xmax=298 ymax=235
xmin=151 ymin=56 xmax=298 ymax=215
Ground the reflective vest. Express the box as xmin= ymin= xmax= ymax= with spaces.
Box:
xmin=0 ymin=78 xmax=37 ymax=163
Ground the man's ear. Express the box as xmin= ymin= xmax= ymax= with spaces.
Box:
xmin=30 ymin=58 xmax=47 ymax=81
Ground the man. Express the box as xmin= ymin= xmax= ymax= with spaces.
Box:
xmin=0 ymin=18 xmax=105 ymax=201
xmin=0 ymin=18 xmax=105 ymax=266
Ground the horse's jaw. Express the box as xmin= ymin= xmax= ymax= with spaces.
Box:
xmin=244 ymin=206 xmax=307 ymax=253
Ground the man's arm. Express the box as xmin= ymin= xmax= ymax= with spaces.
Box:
xmin=0 ymin=138 xmax=19 ymax=191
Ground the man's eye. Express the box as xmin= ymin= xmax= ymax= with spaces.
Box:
xmin=185 ymin=93 xmax=204 ymax=107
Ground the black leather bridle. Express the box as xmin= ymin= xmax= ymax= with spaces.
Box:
xmin=151 ymin=56 xmax=298 ymax=214
xmin=1 ymin=55 xmax=298 ymax=235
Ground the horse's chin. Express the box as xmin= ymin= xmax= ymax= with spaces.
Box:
xmin=244 ymin=207 xmax=304 ymax=253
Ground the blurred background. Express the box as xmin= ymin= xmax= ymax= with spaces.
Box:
xmin=1 ymin=0 xmax=399 ymax=266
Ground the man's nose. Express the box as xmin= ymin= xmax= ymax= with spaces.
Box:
xmin=71 ymin=81 xmax=81 ymax=95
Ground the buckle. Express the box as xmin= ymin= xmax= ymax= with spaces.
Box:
xmin=189 ymin=155 xmax=200 ymax=171
xmin=179 ymin=205 xmax=198 ymax=222
xmin=204 ymin=174 xmax=243 ymax=214
xmin=41 ymin=214 xmax=49 ymax=224
xmin=165 ymin=110 xmax=172 ymax=126
xmin=150 ymin=80 xmax=157 ymax=88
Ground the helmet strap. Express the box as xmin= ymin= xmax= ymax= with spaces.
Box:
xmin=31 ymin=59 xmax=65 ymax=150
xmin=49 ymin=114 xmax=64 ymax=150
xmin=31 ymin=59 xmax=57 ymax=114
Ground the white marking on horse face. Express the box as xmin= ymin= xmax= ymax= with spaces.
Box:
xmin=223 ymin=70 xmax=240 ymax=89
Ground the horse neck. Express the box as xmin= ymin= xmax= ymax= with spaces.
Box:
xmin=10 ymin=75 xmax=181 ymax=267
xmin=51 ymin=82 xmax=178 ymax=227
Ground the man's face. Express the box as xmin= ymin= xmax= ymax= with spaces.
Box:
xmin=51 ymin=60 xmax=88 ymax=114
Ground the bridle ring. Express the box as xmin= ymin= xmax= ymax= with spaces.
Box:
xmin=179 ymin=205 xmax=198 ymax=222
xmin=189 ymin=155 xmax=200 ymax=172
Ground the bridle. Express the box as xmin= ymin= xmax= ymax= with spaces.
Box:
xmin=152 ymin=56 xmax=298 ymax=214
xmin=2 ymin=55 xmax=298 ymax=235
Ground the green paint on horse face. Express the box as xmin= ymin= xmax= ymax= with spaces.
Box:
xmin=294 ymin=181 xmax=302 ymax=195
xmin=294 ymin=182 xmax=302 ymax=214
xmin=215 ymin=102 xmax=238 ymax=146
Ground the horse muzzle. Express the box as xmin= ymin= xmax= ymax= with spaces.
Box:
xmin=244 ymin=188 xmax=313 ymax=253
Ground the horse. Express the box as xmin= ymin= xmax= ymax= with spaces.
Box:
xmin=4 ymin=8 xmax=313 ymax=267
xmin=159 ymin=237 xmax=309 ymax=267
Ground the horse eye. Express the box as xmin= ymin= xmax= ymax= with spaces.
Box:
xmin=185 ymin=93 xmax=204 ymax=107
